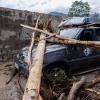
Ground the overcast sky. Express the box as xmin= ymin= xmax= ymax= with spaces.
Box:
xmin=0 ymin=0 xmax=99 ymax=14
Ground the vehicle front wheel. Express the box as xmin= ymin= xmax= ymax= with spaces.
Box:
xmin=42 ymin=63 xmax=69 ymax=97
xmin=43 ymin=63 xmax=68 ymax=83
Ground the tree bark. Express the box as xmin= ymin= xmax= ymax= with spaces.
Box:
xmin=20 ymin=24 xmax=100 ymax=48
xmin=27 ymin=16 xmax=40 ymax=70
xmin=85 ymin=88 xmax=100 ymax=96
xmin=58 ymin=93 xmax=65 ymax=100
xmin=85 ymin=77 xmax=100 ymax=88
xmin=22 ymin=34 xmax=46 ymax=100
xmin=47 ymin=37 xmax=100 ymax=48
xmin=67 ymin=76 xmax=86 ymax=100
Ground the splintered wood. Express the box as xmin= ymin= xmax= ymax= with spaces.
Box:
xmin=22 ymin=17 xmax=49 ymax=100
xmin=22 ymin=34 xmax=46 ymax=100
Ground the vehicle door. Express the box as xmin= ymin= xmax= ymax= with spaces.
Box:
xmin=68 ymin=29 xmax=100 ymax=72
xmin=94 ymin=28 xmax=100 ymax=54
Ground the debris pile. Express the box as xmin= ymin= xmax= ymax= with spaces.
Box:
xmin=41 ymin=71 xmax=100 ymax=100
xmin=0 ymin=62 xmax=100 ymax=100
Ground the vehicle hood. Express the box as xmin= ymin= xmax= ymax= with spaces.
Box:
xmin=17 ymin=44 xmax=66 ymax=62
xmin=15 ymin=44 xmax=66 ymax=76
xmin=45 ymin=44 xmax=66 ymax=53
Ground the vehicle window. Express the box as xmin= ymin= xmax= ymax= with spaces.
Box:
xmin=79 ymin=29 xmax=93 ymax=41
xmin=60 ymin=28 xmax=82 ymax=38
xmin=95 ymin=29 xmax=100 ymax=41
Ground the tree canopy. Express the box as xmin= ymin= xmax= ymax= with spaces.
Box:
xmin=68 ymin=1 xmax=90 ymax=17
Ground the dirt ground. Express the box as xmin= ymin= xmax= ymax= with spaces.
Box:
xmin=0 ymin=62 xmax=100 ymax=100
xmin=0 ymin=62 xmax=27 ymax=100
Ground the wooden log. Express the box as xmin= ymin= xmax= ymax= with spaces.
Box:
xmin=39 ymin=34 xmax=56 ymax=41
xmin=20 ymin=24 xmax=56 ymax=36
xmin=59 ymin=22 xmax=98 ymax=29
xmin=47 ymin=37 xmax=100 ymax=48
xmin=85 ymin=77 xmax=100 ymax=88
xmin=58 ymin=93 xmax=65 ymax=100
xmin=22 ymin=34 xmax=46 ymax=100
xmin=27 ymin=16 xmax=40 ymax=70
xmin=67 ymin=76 xmax=86 ymax=100
xmin=85 ymin=88 xmax=100 ymax=96
xmin=20 ymin=24 xmax=100 ymax=48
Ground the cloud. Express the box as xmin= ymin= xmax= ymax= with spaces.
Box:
xmin=0 ymin=0 xmax=100 ymax=13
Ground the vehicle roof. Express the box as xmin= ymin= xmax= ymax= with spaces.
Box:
xmin=59 ymin=17 xmax=94 ymax=28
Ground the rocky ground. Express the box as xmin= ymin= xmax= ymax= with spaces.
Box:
xmin=0 ymin=62 xmax=100 ymax=100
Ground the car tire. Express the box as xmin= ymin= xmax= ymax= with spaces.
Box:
xmin=43 ymin=63 xmax=68 ymax=82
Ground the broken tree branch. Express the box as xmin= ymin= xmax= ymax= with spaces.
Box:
xmin=20 ymin=24 xmax=57 ymax=36
xmin=58 ymin=93 xmax=65 ymax=100
xmin=39 ymin=34 xmax=56 ymax=41
xmin=22 ymin=34 xmax=46 ymax=100
xmin=27 ymin=16 xmax=40 ymax=71
xmin=20 ymin=24 xmax=100 ymax=48
xmin=85 ymin=77 xmax=100 ymax=88
xmin=67 ymin=76 xmax=86 ymax=100
xmin=85 ymin=88 xmax=100 ymax=96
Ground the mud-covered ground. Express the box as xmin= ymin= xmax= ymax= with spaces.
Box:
xmin=0 ymin=62 xmax=27 ymax=100
xmin=0 ymin=62 xmax=100 ymax=100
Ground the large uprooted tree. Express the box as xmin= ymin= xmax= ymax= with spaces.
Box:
xmin=68 ymin=1 xmax=90 ymax=17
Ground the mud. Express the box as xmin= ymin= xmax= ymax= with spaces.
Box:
xmin=0 ymin=62 xmax=27 ymax=100
xmin=0 ymin=62 xmax=100 ymax=100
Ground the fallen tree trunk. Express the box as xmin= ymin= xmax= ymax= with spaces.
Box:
xmin=20 ymin=24 xmax=100 ymax=48
xmin=47 ymin=37 xmax=100 ymax=48
xmin=67 ymin=76 xmax=86 ymax=100
xmin=22 ymin=34 xmax=46 ymax=100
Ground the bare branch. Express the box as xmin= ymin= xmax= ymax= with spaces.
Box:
xmin=85 ymin=88 xmax=100 ymax=96
xmin=67 ymin=76 xmax=86 ymax=100
xmin=20 ymin=24 xmax=100 ymax=48
xmin=27 ymin=16 xmax=40 ymax=70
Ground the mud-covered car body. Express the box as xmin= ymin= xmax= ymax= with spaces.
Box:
xmin=15 ymin=17 xmax=100 ymax=76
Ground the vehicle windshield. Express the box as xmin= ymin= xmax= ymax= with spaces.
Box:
xmin=60 ymin=28 xmax=82 ymax=38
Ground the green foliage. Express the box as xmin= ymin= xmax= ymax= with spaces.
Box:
xmin=68 ymin=1 xmax=90 ymax=17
